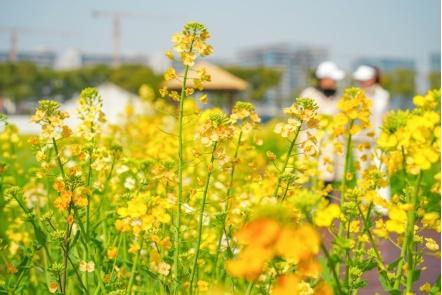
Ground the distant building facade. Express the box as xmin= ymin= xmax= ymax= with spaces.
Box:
xmin=237 ymin=44 xmax=327 ymax=110
xmin=55 ymin=49 xmax=149 ymax=69
xmin=0 ymin=50 xmax=57 ymax=67
xmin=352 ymin=57 xmax=416 ymax=72
xmin=0 ymin=48 xmax=149 ymax=69
xmin=80 ymin=53 xmax=148 ymax=67
xmin=430 ymin=53 xmax=441 ymax=72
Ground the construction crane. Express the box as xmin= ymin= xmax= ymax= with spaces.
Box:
xmin=0 ymin=26 xmax=76 ymax=62
xmin=92 ymin=10 xmax=164 ymax=67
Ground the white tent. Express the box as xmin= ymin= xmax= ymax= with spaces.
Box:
xmin=8 ymin=83 xmax=154 ymax=134
xmin=62 ymin=83 xmax=154 ymax=128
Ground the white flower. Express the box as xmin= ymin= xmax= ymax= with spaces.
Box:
xmin=79 ymin=261 xmax=95 ymax=272
xmin=158 ymin=262 xmax=171 ymax=276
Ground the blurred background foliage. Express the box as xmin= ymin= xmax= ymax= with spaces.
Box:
xmin=0 ymin=61 xmax=439 ymax=108
xmin=0 ymin=62 xmax=162 ymax=102
xmin=223 ymin=66 xmax=282 ymax=102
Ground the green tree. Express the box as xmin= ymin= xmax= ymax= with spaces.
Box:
xmin=0 ymin=62 xmax=41 ymax=101
xmin=110 ymin=64 xmax=162 ymax=95
xmin=47 ymin=65 xmax=111 ymax=100
xmin=428 ymin=71 xmax=441 ymax=89
xmin=0 ymin=62 xmax=162 ymax=103
xmin=382 ymin=68 xmax=416 ymax=98
xmin=224 ymin=66 xmax=282 ymax=102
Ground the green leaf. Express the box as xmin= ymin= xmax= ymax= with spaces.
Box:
xmin=430 ymin=275 xmax=441 ymax=294
xmin=29 ymin=220 xmax=47 ymax=249
xmin=378 ymin=270 xmax=393 ymax=291
xmin=359 ymin=257 xmax=377 ymax=272
xmin=351 ymin=279 xmax=367 ymax=289
xmin=387 ymin=257 xmax=401 ymax=271
xmin=70 ymin=229 xmax=81 ymax=249
xmin=411 ymin=269 xmax=421 ymax=283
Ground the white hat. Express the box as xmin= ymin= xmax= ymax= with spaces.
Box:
xmin=315 ymin=61 xmax=345 ymax=80
xmin=353 ymin=65 xmax=376 ymax=81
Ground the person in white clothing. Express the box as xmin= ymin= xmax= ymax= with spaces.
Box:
xmin=353 ymin=65 xmax=390 ymax=134
xmin=300 ymin=61 xmax=345 ymax=185
xmin=300 ymin=61 xmax=345 ymax=116
xmin=353 ymin=65 xmax=391 ymax=207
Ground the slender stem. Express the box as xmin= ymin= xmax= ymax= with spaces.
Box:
xmin=173 ymin=31 xmax=197 ymax=292
xmin=281 ymin=177 xmax=291 ymax=201
xmin=405 ymin=172 xmax=423 ymax=292
xmin=189 ymin=142 xmax=218 ymax=292
xmin=61 ymin=219 xmax=74 ymax=293
xmin=320 ymin=242 xmax=344 ymax=294
xmin=174 ymin=63 xmax=188 ymax=289
xmin=304 ymin=211 xmax=343 ymax=294
xmin=85 ymin=147 xmax=93 ymax=293
xmin=336 ymin=120 xmax=354 ymax=276
xmin=393 ymin=156 xmax=422 ymax=290
xmin=52 ymin=138 xmax=65 ymax=179
xmin=213 ymin=130 xmax=242 ymax=280
xmin=67 ymin=253 xmax=89 ymax=294
xmin=345 ymin=220 xmax=351 ymax=291
xmin=11 ymin=261 xmax=29 ymax=293
xmin=340 ymin=121 xmax=354 ymax=204
xmin=127 ymin=237 xmax=145 ymax=294
xmin=273 ymin=123 xmax=302 ymax=198
xmin=357 ymin=203 xmax=387 ymax=271
xmin=110 ymin=233 xmax=123 ymax=280
xmin=392 ymin=148 xmax=408 ymax=289
xmin=245 ymin=281 xmax=254 ymax=295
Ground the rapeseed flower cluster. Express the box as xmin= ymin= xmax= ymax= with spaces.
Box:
xmin=227 ymin=215 xmax=331 ymax=294
xmin=0 ymin=22 xmax=439 ymax=295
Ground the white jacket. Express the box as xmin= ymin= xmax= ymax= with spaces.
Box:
xmin=364 ymin=84 xmax=390 ymax=136
xmin=299 ymin=87 xmax=341 ymax=181
xmin=299 ymin=87 xmax=339 ymax=116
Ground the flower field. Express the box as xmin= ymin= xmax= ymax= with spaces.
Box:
xmin=0 ymin=22 xmax=440 ymax=295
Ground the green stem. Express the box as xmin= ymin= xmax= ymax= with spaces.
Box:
xmin=336 ymin=121 xmax=354 ymax=277
xmin=67 ymin=252 xmax=89 ymax=294
xmin=52 ymin=138 xmax=65 ymax=179
xmin=61 ymin=220 xmax=74 ymax=294
xmin=173 ymin=63 xmax=188 ymax=290
xmin=189 ymin=142 xmax=218 ymax=292
xmin=404 ymin=172 xmax=423 ymax=292
xmin=110 ymin=233 xmax=123 ymax=280
xmin=174 ymin=31 xmax=197 ymax=292
xmin=394 ymin=165 xmax=422 ymax=289
xmin=340 ymin=121 xmax=354 ymax=205
xmin=281 ymin=177 xmax=291 ymax=201
xmin=213 ymin=130 xmax=242 ymax=280
xmin=11 ymin=262 xmax=29 ymax=293
xmin=357 ymin=203 xmax=387 ymax=272
xmin=85 ymin=147 xmax=93 ymax=293
xmin=127 ymin=237 xmax=145 ymax=294
xmin=245 ymin=281 xmax=254 ymax=295
xmin=304 ymin=211 xmax=343 ymax=294
xmin=320 ymin=242 xmax=344 ymax=294
xmin=273 ymin=123 xmax=302 ymax=199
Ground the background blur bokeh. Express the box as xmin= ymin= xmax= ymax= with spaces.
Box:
xmin=0 ymin=0 xmax=440 ymax=119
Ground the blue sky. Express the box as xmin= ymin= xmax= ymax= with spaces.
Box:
xmin=0 ymin=0 xmax=440 ymax=71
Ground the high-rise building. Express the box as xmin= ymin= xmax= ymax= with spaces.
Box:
xmin=237 ymin=44 xmax=327 ymax=111
xmin=293 ymin=47 xmax=329 ymax=91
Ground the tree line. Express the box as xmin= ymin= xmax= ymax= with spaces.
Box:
xmin=0 ymin=61 xmax=439 ymax=106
